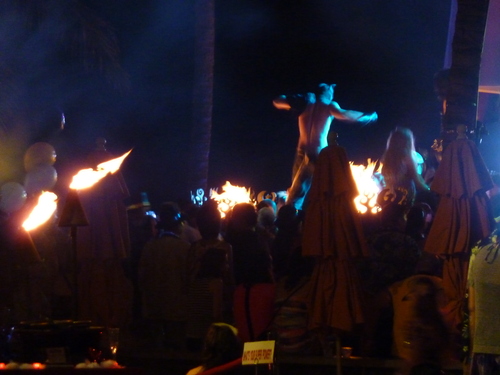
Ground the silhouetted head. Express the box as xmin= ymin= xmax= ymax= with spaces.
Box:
xmin=256 ymin=198 xmax=277 ymax=214
xmin=202 ymin=323 xmax=242 ymax=370
xmin=257 ymin=207 xmax=276 ymax=229
xmin=228 ymin=203 xmax=257 ymax=231
xmin=197 ymin=200 xmax=222 ymax=239
xmin=157 ymin=201 xmax=183 ymax=233
xmin=180 ymin=202 xmax=200 ymax=227
xmin=316 ymin=83 xmax=336 ymax=102
xmin=275 ymin=204 xmax=299 ymax=231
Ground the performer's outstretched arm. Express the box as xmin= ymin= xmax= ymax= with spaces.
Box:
xmin=329 ymin=101 xmax=378 ymax=124
xmin=273 ymin=95 xmax=291 ymax=110
xmin=273 ymin=94 xmax=308 ymax=113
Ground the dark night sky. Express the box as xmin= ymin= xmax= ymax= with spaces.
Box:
xmin=37 ymin=0 xmax=453 ymax=208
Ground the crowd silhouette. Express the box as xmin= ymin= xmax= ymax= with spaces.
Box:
xmin=0 ymin=122 xmax=497 ymax=375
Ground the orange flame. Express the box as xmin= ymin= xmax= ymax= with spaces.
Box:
xmin=70 ymin=150 xmax=131 ymax=190
xmin=210 ymin=181 xmax=253 ymax=218
xmin=350 ymin=159 xmax=383 ymax=214
xmin=22 ymin=191 xmax=58 ymax=231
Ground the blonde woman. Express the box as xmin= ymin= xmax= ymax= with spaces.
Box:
xmin=379 ymin=127 xmax=429 ymax=211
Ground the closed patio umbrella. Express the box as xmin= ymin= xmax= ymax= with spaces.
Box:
xmin=302 ymin=142 xmax=368 ymax=333
xmin=424 ymin=135 xmax=494 ymax=334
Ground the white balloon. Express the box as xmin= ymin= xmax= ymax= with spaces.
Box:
xmin=24 ymin=165 xmax=57 ymax=196
xmin=0 ymin=182 xmax=27 ymax=213
xmin=23 ymin=142 xmax=56 ymax=172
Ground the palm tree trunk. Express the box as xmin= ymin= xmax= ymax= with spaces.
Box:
xmin=442 ymin=0 xmax=490 ymax=145
xmin=188 ymin=0 xmax=215 ymax=194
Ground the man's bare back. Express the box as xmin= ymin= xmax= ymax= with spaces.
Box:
xmin=273 ymin=83 xmax=378 ymax=209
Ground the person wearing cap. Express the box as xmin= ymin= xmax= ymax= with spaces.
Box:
xmin=126 ymin=192 xmax=157 ymax=324
xmin=273 ymin=83 xmax=377 ymax=210
xmin=139 ymin=201 xmax=190 ymax=350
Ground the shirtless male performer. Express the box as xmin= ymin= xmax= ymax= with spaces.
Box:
xmin=273 ymin=83 xmax=378 ymax=210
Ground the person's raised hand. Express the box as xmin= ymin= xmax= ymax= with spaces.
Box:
xmin=359 ymin=112 xmax=378 ymax=126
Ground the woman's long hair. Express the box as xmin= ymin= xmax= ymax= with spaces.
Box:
xmin=381 ymin=127 xmax=416 ymax=186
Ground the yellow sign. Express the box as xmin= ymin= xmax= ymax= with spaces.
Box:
xmin=242 ymin=341 xmax=275 ymax=365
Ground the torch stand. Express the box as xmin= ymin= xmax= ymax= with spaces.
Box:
xmin=58 ymin=189 xmax=89 ymax=321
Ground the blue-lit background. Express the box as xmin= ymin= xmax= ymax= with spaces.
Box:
xmin=1 ymin=1 xmax=478 ymax=208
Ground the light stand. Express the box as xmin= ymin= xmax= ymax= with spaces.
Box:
xmin=58 ymin=189 xmax=89 ymax=321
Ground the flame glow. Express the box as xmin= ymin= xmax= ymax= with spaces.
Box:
xmin=350 ymin=159 xmax=383 ymax=214
xmin=210 ymin=181 xmax=253 ymax=218
xmin=70 ymin=150 xmax=131 ymax=190
xmin=22 ymin=192 xmax=58 ymax=231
